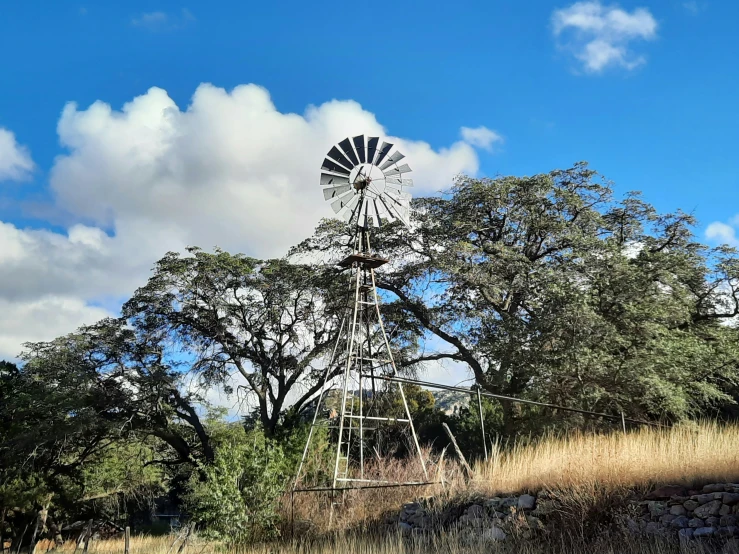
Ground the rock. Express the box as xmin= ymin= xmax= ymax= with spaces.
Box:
xmin=458 ymin=514 xmax=486 ymax=528
xmin=670 ymin=516 xmax=690 ymax=528
xmin=691 ymin=494 xmax=715 ymax=505
xmin=645 ymin=522 xmax=663 ymax=536
xmin=705 ymin=517 xmax=720 ymax=527
xmin=694 ymin=500 xmax=723 ymax=518
xmin=518 ymin=494 xmax=536 ymax=510
xmin=465 ymin=504 xmax=485 ymax=518
xmin=693 ymin=527 xmax=716 ymax=538
xmin=689 ymin=518 xmax=704 ymax=528
xmin=721 ymin=515 xmax=738 ymax=527
xmin=648 ymin=501 xmax=668 ymax=517
xmin=678 ymin=528 xmax=694 ymax=541
xmin=720 ymin=504 xmax=732 ymax=516
xmin=480 ymin=526 xmax=507 ymax=542
xmin=724 ymin=493 xmax=739 ymax=506
xmin=398 ymin=522 xmax=413 ymax=533
xmin=684 ymin=500 xmax=700 ymax=511
xmin=660 ymin=514 xmax=677 ymax=525
xmin=647 ymin=485 xmax=689 ymax=500
xmin=702 ymin=484 xmax=727 ymax=493
xmin=485 ymin=497 xmax=503 ymax=509
xmin=500 ymin=497 xmax=518 ymax=509
xmin=716 ymin=527 xmax=734 ymax=538
xmin=670 ymin=505 xmax=687 ymax=516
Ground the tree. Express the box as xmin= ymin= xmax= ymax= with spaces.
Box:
xmin=299 ymin=164 xmax=739 ymax=434
xmin=122 ymin=247 xmax=345 ymax=436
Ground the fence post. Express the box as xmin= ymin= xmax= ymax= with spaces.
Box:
xmin=124 ymin=527 xmax=130 ymax=554
xmin=621 ymin=411 xmax=627 ymax=434
xmin=476 ymin=388 xmax=488 ymax=462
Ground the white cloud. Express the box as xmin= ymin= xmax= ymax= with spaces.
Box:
xmin=460 ymin=126 xmax=504 ymax=152
xmin=0 ymin=296 xmax=112 ymax=360
xmin=706 ymin=218 xmax=739 ymax=247
xmin=552 ymin=1 xmax=658 ymax=73
xmin=0 ymin=128 xmax=34 ymax=182
xmin=0 ymin=83 xmax=490 ymax=362
xmin=131 ymin=9 xmax=194 ymax=31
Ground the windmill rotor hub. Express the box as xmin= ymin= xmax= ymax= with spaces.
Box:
xmin=320 ymin=135 xmax=413 ymax=228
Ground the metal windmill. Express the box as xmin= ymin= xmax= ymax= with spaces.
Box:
xmin=293 ymin=135 xmax=428 ymax=496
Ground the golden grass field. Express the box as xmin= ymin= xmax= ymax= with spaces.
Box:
xmin=291 ymin=420 xmax=739 ymax=533
xmin=23 ymin=422 xmax=739 ymax=553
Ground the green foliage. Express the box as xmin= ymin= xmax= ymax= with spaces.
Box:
xmin=300 ymin=164 xmax=739 ymax=434
xmin=184 ymin=424 xmax=288 ymax=543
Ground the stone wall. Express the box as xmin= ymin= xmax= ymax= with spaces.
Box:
xmin=391 ymin=482 xmax=739 ymax=543
xmin=633 ymin=483 xmax=739 ymax=540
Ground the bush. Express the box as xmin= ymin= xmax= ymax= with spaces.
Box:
xmin=185 ymin=424 xmax=287 ymax=543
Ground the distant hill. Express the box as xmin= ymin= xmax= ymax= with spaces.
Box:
xmin=431 ymin=389 xmax=470 ymax=415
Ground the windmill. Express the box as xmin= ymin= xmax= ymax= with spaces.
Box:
xmin=293 ymin=135 xmax=429 ymax=496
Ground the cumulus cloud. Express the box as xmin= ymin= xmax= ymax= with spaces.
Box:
xmin=706 ymin=216 xmax=739 ymax=247
xmin=0 ymin=296 xmax=112 ymax=360
xmin=0 ymin=128 xmax=34 ymax=182
xmin=460 ymin=126 xmax=503 ymax=152
xmin=551 ymin=1 xmax=658 ymax=73
xmin=0 ymin=83 xmax=490 ymax=362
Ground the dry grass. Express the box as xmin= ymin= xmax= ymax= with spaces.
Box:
xmin=25 ymin=422 xmax=739 ymax=553
xmin=39 ymin=532 xmax=735 ymax=554
xmin=289 ymin=421 xmax=739 ymax=533
xmin=474 ymin=420 xmax=739 ymax=495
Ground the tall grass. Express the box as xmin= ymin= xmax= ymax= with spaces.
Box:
xmin=475 ymin=420 xmax=739 ymax=495
xmin=44 ymin=532 xmax=721 ymax=554
xmin=289 ymin=421 xmax=739 ymax=533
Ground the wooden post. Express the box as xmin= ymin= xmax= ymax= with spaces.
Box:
xmin=124 ymin=527 xmax=130 ymax=554
xmin=621 ymin=411 xmax=627 ymax=434
xmin=176 ymin=523 xmax=194 ymax=554
xmin=442 ymin=423 xmax=473 ymax=480
xmin=476 ymin=388 xmax=488 ymax=462
xmin=81 ymin=519 xmax=93 ymax=554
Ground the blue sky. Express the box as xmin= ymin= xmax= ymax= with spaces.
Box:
xmin=0 ymin=0 xmax=738 ymax=378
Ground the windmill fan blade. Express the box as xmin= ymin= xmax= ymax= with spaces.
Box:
xmin=330 ymin=190 xmax=355 ymax=213
xmin=353 ymin=135 xmax=366 ymax=163
xmin=379 ymin=151 xmax=405 ymax=171
xmin=383 ymin=163 xmax=412 ymax=177
xmin=385 ymin=189 xmax=412 ymax=202
xmin=374 ymin=142 xmax=393 ymax=166
xmin=322 ymin=158 xmax=351 ymax=175
xmin=339 ymin=138 xmax=360 ymax=167
xmin=327 ymin=146 xmax=354 ymax=171
xmin=342 ymin=194 xmax=361 ymax=222
xmin=323 ymin=184 xmax=351 ymax=200
xmin=371 ymin=199 xmax=382 ymax=227
xmin=366 ymin=137 xmax=379 ymax=165
xmin=385 ymin=176 xmax=413 ymax=187
xmin=320 ymin=173 xmax=350 ymax=187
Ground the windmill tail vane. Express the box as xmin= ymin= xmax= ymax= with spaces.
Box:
xmin=293 ymin=135 xmax=430 ymax=501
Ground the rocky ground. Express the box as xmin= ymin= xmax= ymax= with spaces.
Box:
xmin=388 ymin=482 xmax=739 ymax=545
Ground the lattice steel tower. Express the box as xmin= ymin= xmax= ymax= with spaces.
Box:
xmin=293 ymin=135 xmax=428 ymax=494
